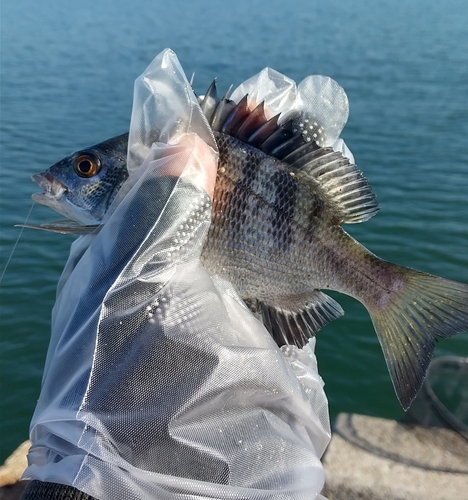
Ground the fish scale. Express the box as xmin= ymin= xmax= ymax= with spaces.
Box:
xmin=28 ymin=80 xmax=468 ymax=410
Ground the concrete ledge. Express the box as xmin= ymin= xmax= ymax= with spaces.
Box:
xmin=0 ymin=441 xmax=30 ymax=500
xmin=0 ymin=442 xmax=29 ymax=488
xmin=322 ymin=413 xmax=468 ymax=500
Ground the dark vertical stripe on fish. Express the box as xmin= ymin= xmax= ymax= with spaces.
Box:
xmin=271 ymin=170 xmax=298 ymax=250
xmin=307 ymin=197 xmax=325 ymax=233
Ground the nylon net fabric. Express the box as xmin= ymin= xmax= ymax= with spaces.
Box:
xmin=24 ymin=49 xmax=334 ymax=500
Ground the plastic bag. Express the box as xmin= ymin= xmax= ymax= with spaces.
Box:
xmin=23 ymin=49 xmax=331 ymax=500
xmin=229 ymin=66 xmax=354 ymax=163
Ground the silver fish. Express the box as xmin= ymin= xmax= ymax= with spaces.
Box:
xmin=29 ymin=81 xmax=468 ymax=409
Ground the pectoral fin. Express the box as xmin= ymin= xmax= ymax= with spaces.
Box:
xmin=16 ymin=220 xmax=100 ymax=235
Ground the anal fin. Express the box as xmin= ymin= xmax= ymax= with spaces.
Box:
xmin=245 ymin=291 xmax=344 ymax=348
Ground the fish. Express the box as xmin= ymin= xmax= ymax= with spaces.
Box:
xmin=29 ymin=81 xmax=468 ymax=410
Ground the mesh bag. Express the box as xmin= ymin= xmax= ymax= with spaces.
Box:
xmin=23 ymin=49 xmax=340 ymax=500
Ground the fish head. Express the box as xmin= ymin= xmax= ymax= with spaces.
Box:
xmin=32 ymin=134 xmax=129 ymax=225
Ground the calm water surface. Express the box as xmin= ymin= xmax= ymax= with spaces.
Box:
xmin=1 ymin=0 xmax=467 ymax=461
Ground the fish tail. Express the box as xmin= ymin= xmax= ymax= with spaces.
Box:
xmin=366 ymin=265 xmax=468 ymax=410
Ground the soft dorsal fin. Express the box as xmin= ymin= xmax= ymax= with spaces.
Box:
xmin=285 ymin=146 xmax=379 ymax=223
xmin=200 ymin=80 xmax=379 ymax=224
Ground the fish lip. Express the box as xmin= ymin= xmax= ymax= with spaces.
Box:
xmin=31 ymin=172 xmax=68 ymax=198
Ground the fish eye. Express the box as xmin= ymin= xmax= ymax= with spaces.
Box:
xmin=74 ymin=153 xmax=102 ymax=178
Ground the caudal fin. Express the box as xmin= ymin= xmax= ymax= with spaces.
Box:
xmin=368 ymin=267 xmax=468 ymax=410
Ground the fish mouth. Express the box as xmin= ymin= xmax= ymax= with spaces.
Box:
xmin=31 ymin=172 xmax=68 ymax=204
xmin=30 ymin=172 xmax=98 ymax=225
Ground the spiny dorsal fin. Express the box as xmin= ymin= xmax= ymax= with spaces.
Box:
xmin=201 ymin=82 xmax=379 ymax=224
xmin=199 ymin=79 xmax=219 ymax=120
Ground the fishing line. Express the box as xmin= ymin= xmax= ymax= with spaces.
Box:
xmin=0 ymin=201 xmax=36 ymax=284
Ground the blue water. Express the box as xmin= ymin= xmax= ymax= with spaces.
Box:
xmin=1 ymin=0 xmax=467 ymax=462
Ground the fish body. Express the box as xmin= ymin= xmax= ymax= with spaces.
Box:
xmin=30 ymin=83 xmax=468 ymax=409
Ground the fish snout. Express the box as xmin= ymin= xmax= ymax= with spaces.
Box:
xmin=31 ymin=172 xmax=68 ymax=198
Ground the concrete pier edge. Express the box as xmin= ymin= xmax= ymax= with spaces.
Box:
xmin=322 ymin=413 xmax=468 ymax=500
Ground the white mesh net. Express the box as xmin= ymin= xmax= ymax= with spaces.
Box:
xmin=24 ymin=49 xmax=334 ymax=500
